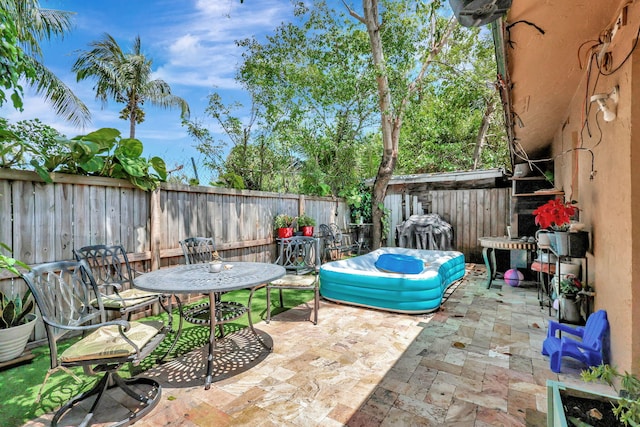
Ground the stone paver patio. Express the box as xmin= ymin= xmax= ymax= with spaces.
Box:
xmin=23 ymin=264 xmax=615 ymax=426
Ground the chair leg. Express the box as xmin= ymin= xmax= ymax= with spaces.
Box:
xmin=52 ymin=371 xmax=161 ymax=427
xmin=36 ymin=366 xmax=83 ymax=403
xmin=313 ymin=288 xmax=319 ymax=325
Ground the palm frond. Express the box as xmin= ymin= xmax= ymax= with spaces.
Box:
xmin=3 ymin=0 xmax=74 ymax=58
xmin=27 ymin=58 xmax=91 ymax=128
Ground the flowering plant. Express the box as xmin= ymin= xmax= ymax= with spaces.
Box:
xmin=559 ymin=275 xmax=582 ymax=295
xmin=532 ymin=199 xmax=577 ymax=231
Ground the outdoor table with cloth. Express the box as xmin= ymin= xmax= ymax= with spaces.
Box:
xmin=479 ymin=236 xmax=536 ymax=288
xmin=134 ymin=261 xmax=285 ymax=389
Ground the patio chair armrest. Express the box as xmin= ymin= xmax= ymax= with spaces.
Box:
xmin=99 ymin=282 xmax=123 ymax=292
xmin=44 ymin=317 xmax=131 ymax=334
xmin=131 ymin=268 xmax=146 ymax=277
xmin=547 ymin=320 xmax=585 ymax=338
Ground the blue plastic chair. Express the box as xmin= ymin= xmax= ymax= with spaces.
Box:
xmin=542 ymin=310 xmax=609 ymax=373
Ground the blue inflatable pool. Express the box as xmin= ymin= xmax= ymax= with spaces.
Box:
xmin=320 ymin=247 xmax=465 ymax=314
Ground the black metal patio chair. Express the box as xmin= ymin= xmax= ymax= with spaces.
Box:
xmin=267 ymin=236 xmax=321 ymax=325
xmin=21 ymin=260 xmax=167 ymax=426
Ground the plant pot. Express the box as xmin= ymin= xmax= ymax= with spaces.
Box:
xmin=559 ymin=294 xmax=582 ymax=323
xmin=277 ymin=227 xmax=294 ymax=239
xmin=547 ymin=380 xmax=620 ymax=427
xmin=0 ymin=314 xmax=37 ymax=362
xmin=556 ymin=259 xmax=581 ymax=279
xmin=301 ymin=226 xmax=314 ymax=237
xmin=548 ymin=232 xmax=558 ymax=253
xmin=554 ymin=231 xmax=589 ymax=257
xmin=536 ymin=230 xmax=552 ymax=249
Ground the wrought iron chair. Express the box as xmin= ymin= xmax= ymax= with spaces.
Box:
xmin=267 ymin=236 xmax=321 ymax=325
xmin=179 ymin=237 xmax=220 ymax=264
xmin=542 ymin=309 xmax=609 ymax=373
xmin=73 ymin=244 xmax=171 ymax=322
xmin=21 ymin=260 xmax=166 ymax=427
xmin=318 ymin=224 xmax=352 ymax=262
xmin=179 ymin=237 xmax=231 ymax=336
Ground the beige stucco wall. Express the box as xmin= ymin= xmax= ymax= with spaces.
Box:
xmin=550 ymin=4 xmax=640 ymax=372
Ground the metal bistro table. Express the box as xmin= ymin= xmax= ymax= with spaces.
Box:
xmin=478 ymin=236 xmax=537 ymax=289
xmin=134 ymin=261 xmax=285 ymax=389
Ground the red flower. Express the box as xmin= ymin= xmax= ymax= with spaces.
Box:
xmin=532 ymin=199 xmax=577 ymax=230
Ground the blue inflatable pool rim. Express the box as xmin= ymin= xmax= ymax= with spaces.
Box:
xmin=374 ymin=253 xmax=424 ymax=274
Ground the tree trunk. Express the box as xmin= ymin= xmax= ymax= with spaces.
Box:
xmin=347 ymin=2 xmax=456 ymax=249
xmin=472 ymin=99 xmax=495 ymax=169
xmin=129 ymin=113 xmax=136 ymax=139
xmin=361 ymin=0 xmax=396 ymax=249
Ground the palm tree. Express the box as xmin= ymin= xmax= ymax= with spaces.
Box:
xmin=1 ymin=0 xmax=91 ymax=127
xmin=73 ymin=33 xmax=190 ymax=139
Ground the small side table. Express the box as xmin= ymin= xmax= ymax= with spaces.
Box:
xmin=478 ymin=236 xmax=537 ymax=288
xmin=348 ymin=223 xmax=372 ymax=255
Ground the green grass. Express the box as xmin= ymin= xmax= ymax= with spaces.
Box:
xmin=0 ymin=287 xmax=314 ymax=427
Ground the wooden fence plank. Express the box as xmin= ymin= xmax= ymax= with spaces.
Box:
xmin=0 ymin=181 xmax=12 ymax=259
xmin=73 ymin=185 xmax=90 ymax=248
xmin=120 ymin=188 xmax=134 ymax=251
xmin=14 ymin=180 xmax=35 ymax=265
xmin=90 ymin=186 xmax=106 ymax=245
xmin=51 ymin=184 xmax=73 ymax=261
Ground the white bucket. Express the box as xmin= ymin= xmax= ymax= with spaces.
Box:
xmin=556 ymin=259 xmax=581 ymax=279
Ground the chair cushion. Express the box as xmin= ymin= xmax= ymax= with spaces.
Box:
xmin=60 ymin=321 xmax=160 ymax=362
xmin=270 ymin=274 xmax=317 ymax=288
xmin=375 ymin=253 xmax=424 ymax=274
xmin=93 ymin=288 xmax=161 ymax=309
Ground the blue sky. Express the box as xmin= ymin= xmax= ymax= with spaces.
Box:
xmin=1 ymin=0 xmax=308 ymax=175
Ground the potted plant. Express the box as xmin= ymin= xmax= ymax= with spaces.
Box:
xmin=547 ymin=379 xmax=621 ymax=426
xmin=274 ymin=214 xmax=295 ymax=239
xmin=0 ymin=243 xmax=36 ymax=362
xmin=581 ymin=364 xmax=640 ymax=426
xmin=297 ymin=214 xmax=316 ymax=237
xmin=555 ymin=274 xmax=584 ymax=323
xmin=533 ymin=199 xmax=588 ymax=256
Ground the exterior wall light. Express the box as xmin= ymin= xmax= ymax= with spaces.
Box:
xmin=590 ymin=86 xmax=619 ymax=122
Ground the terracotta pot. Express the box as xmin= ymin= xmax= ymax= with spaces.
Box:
xmin=277 ymin=227 xmax=294 ymax=239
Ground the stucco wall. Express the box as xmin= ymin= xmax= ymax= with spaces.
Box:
xmin=550 ymin=3 xmax=640 ymax=372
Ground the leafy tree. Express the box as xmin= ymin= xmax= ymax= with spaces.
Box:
xmin=73 ymin=33 xmax=190 ymax=139
xmin=184 ymin=92 xmax=264 ymax=190
xmin=0 ymin=9 xmax=32 ymax=111
xmin=397 ymin=25 xmax=507 ymax=173
xmin=1 ymin=0 xmax=90 ymax=126
xmin=237 ymin=1 xmax=378 ymax=196
xmin=0 ymin=117 xmax=67 ymax=169
xmin=37 ymin=128 xmax=167 ymax=191
xmin=344 ymin=0 xmax=459 ymax=248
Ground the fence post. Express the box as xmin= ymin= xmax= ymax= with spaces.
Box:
xmin=150 ymin=189 xmax=161 ymax=270
xmin=298 ymin=194 xmax=305 ymax=216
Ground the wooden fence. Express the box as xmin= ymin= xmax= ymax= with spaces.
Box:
xmin=0 ymin=169 xmax=348 ymax=322
xmin=1 ymin=168 xmax=509 ymax=343
xmin=383 ymin=187 xmax=511 ymax=263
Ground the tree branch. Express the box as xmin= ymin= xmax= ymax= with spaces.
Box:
xmin=342 ymin=0 xmax=366 ymax=24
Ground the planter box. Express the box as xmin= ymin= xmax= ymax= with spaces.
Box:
xmin=547 ymin=380 xmax=619 ymax=427
xmin=554 ymin=231 xmax=589 ymax=257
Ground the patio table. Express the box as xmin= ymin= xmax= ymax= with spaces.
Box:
xmin=134 ymin=261 xmax=285 ymax=389
xmin=479 ymin=236 xmax=536 ymax=288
